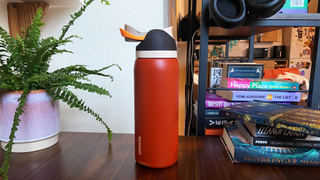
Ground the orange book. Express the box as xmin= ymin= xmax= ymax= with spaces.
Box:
xmin=205 ymin=128 xmax=223 ymax=136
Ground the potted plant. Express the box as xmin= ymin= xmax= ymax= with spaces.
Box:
xmin=0 ymin=0 xmax=120 ymax=179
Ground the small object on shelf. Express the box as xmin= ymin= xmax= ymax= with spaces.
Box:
xmin=278 ymin=0 xmax=308 ymax=14
xmin=209 ymin=67 xmax=222 ymax=88
xmin=218 ymin=63 xmax=264 ymax=79
xmin=221 ymin=123 xmax=320 ymax=166
xmin=216 ymin=90 xmax=301 ymax=102
xmin=219 ymin=101 xmax=320 ymax=136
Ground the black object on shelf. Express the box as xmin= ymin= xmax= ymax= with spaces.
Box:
xmin=178 ymin=12 xmax=200 ymax=41
xmin=187 ymin=0 xmax=320 ymax=136
xmin=272 ymin=45 xmax=286 ymax=58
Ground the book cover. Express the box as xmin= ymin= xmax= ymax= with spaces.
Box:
xmin=206 ymin=93 xmax=242 ymax=108
xmin=244 ymin=121 xmax=308 ymax=139
xmin=220 ymin=77 xmax=299 ymax=90
xmin=219 ymin=101 xmax=320 ymax=137
xmin=216 ymin=90 xmax=301 ymax=102
xmin=237 ymin=121 xmax=320 ymax=149
xmin=221 ymin=124 xmax=320 ymax=166
xmin=205 ymin=117 xmax=236 ymax=128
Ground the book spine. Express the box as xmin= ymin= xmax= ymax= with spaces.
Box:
xmin=228 ymin=91 xmax=301 ymax=102
xmin=250 ymin=81 xmax=299 ymax=90
xmin=226 ymin=80 xmax=251 ymax=89
xmin=205 ymin=109 xmax=219 ymax=116
xmin=205 ymin=117 xmax=236 ymax=128
xmin=252 ymin=138 xmax=320 ymax=149
xmin=233 ymin=146 xmax=320 ymax=166
xmin=206 ymin=100 xmax=242 ymax=108
xmin=254 ymin=123 xmax=308 ymax=139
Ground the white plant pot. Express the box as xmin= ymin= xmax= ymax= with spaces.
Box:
xmin=0 ymin=90 xmax=60 ymax=153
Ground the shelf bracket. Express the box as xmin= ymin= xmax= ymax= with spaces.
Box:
xmin=7 ymin=2 xmax=49 ymax=37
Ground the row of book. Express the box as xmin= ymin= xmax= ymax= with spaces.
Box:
xmin=220 ymin=101 xmax=320 ymax=166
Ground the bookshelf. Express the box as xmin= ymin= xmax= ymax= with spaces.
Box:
xmin=188 ymin=0 xmax=320 ymax=136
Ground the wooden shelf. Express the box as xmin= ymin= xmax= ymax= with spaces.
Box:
xmin=0 ymin=0 xmax=83 ymax=7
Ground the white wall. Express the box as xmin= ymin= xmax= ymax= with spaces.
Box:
xmin=37 ymin=0 xmax=165 ymax=134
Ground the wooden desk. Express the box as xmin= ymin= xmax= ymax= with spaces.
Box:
xmin=1 ymin=133 xmax=320 ymax=180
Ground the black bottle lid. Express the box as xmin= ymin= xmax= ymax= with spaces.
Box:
xmin=136 ymin=29 xmax=177 ymax=58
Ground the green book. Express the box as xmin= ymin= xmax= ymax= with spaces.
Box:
xmin=249 ymin=79 xmax=299 ymax=90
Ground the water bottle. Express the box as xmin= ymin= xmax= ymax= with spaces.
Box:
xmin=134 ymin=29 xmax=178 ymax=168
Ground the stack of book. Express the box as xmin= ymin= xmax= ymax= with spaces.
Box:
xmin=220 ymin=101 xmax=320 ymax=166
xmin=202 ymin=78 xmax=301 ymax=135
xmin=216 ymin=77 xmax=301 ymax=102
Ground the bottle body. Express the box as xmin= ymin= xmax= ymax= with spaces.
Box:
xmin=134 ymin=58 xmax=179 ymax=168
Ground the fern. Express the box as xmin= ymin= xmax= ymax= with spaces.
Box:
xmin=0 ymin=1 xmax=117 ymax=179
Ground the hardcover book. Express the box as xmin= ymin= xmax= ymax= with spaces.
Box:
xmin=205 ymin=93 xmax=242 ymax=108
xmin=205 ymin=117 xmax=236 ymax=128
xmin=216 ymin=90 xmax=301 ymax=102
xmin=220 ymin=77 xmax=299 ymax=90
xmin=236 ymin=121 xmax=320 ymax=149
xmin=243 ymin=121 xmax=308 ymax=139
xmin=218 ymin=63 xmax=264 ymax=79
xmin=221 ymin=124 xmax=320 ymax=166
xmin=219 ymin=101 xmax=320 ymax=137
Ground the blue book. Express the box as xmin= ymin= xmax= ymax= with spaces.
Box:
xmin=221 ymin=124 xmax=320 ymax=166
xmin=219 ymin=101 xmax=320 ymax=137
xmin=205 ymin=109 xmax=219 ymax=116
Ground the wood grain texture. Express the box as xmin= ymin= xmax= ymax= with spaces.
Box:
xmin=1 ymin=133 xmax=320 ymax=180
xmin=7 ymin=2 xmax=49 ymax=37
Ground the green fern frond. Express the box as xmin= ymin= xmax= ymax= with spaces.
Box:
xmin=53 ymin=65 xmax=117 ymax=80
xmin=46 ymin=87 xmax=113 ymax=142
xmin=0 ymin=87 xmax=30 ymax=180
xmin=62 ymin=81 xmax=111 ymax=97
xmin=97 ymin=63 xmax=122 ymax=72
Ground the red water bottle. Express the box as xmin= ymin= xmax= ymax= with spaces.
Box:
xmin=134 ymin=30 xmax=178 ymax=168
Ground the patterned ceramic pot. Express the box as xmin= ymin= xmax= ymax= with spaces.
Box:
xmin=0 ymin=90 xmax=60 ymax=153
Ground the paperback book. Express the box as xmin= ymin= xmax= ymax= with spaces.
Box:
xmin=220 ymin=77 xmax=299 ymax=90
xmin=221 ymin=124 xmax=320 ymax=166
xmin=193 ymin=103 xmax=220 ymax=117
xmin=236 ymin=121 xmax=320 ymax=149
xmin=216 ymin=90 xmax=301 ymax=102
xmin=205 ymin=93 xmax=242 ymax=108
xmin=219 ymin=101 xmax=320 ymax=137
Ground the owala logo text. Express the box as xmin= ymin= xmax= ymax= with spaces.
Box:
xmin=138 ymin=136 xmax=142 ymax=155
